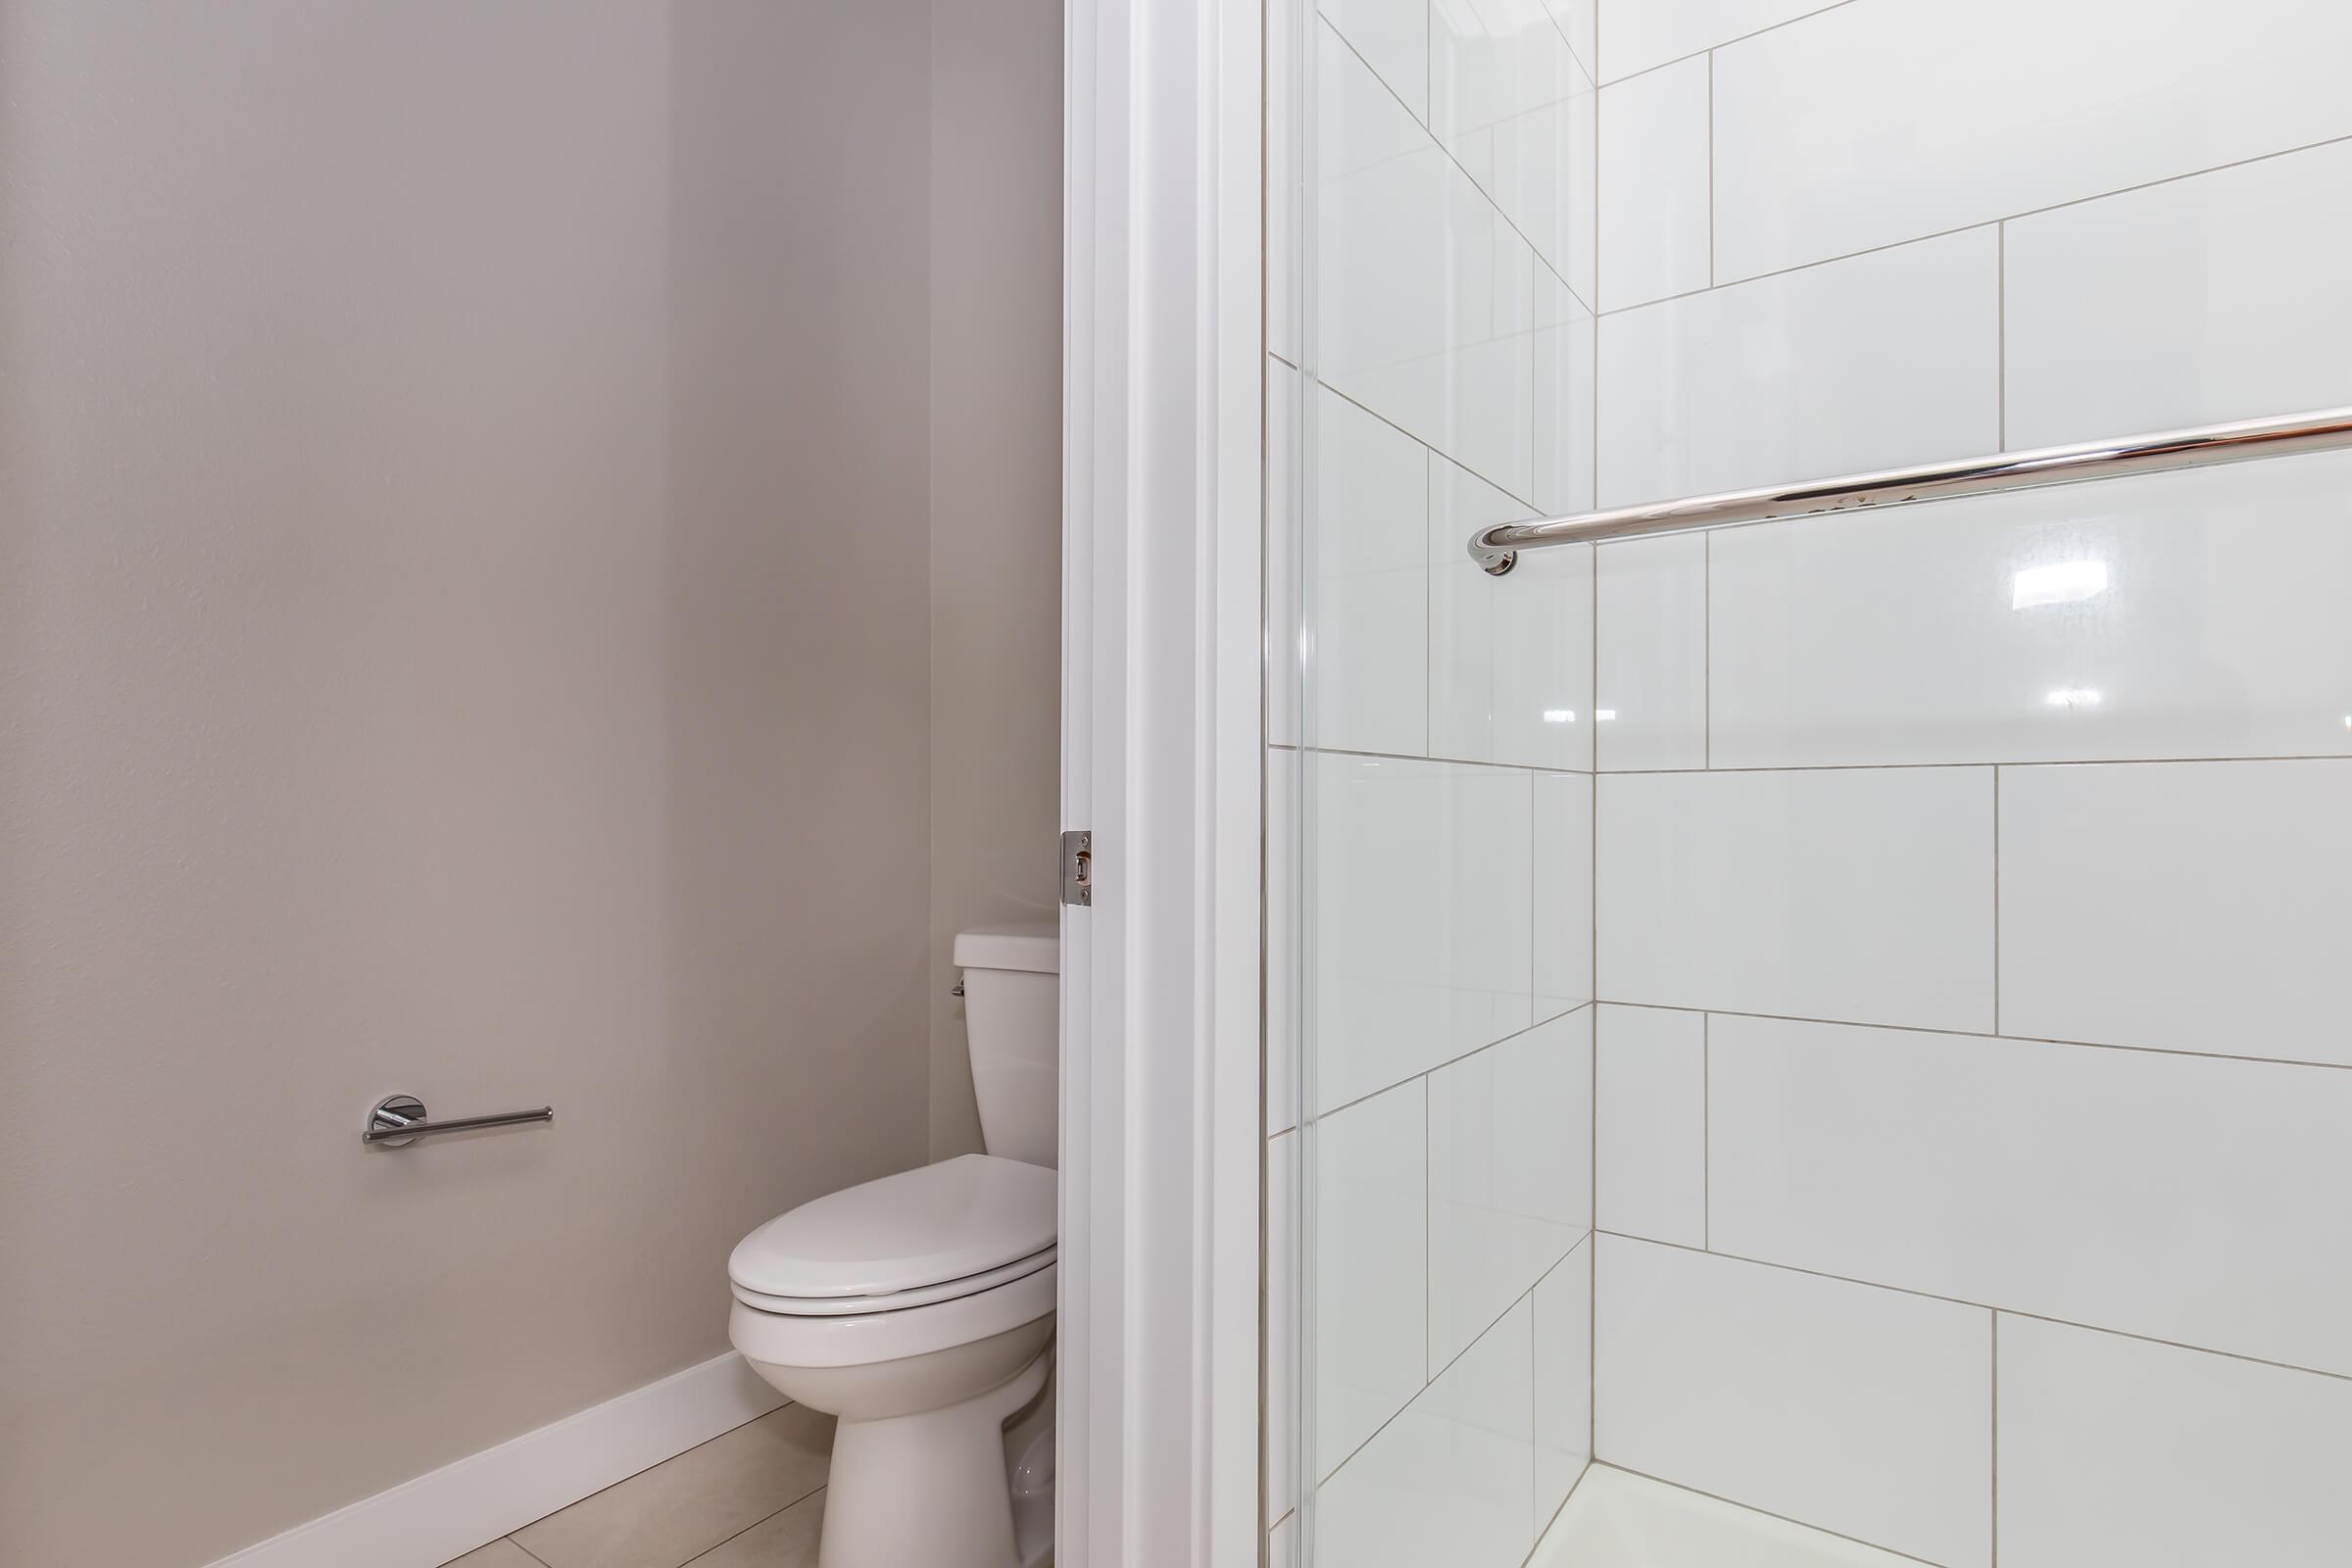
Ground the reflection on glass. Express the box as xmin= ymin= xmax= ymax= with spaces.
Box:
xmin=2045 ymin=688 xmax=2103 ymax=710
xmin=1543 ymin=709 xmax=1577 ymax=724
xmin=2011 ymin=560 xmax=2109 ymax=610
xmin=1594 ymin=709 xmax=1619 ymax=722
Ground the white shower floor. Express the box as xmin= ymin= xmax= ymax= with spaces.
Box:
xmin=1529 ymin=1466 xmax=1920 ymax=1568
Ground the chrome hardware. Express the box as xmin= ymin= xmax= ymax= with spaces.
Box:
xmin=364 ymin=1094 xmax=554 ymax=1149
xmin=1060 ymin=829 xmax=1094 ymax=907
xmin=951 ymin=981 xmax=966 ymax=997
xmin=1466 ymin=404 xmax=2352 ymax=571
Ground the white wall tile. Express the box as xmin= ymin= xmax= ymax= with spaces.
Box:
xmin=1998 ymin=1316 xmax=2352 ymax=1568
xmin=1321 ymin=1298 xmax=1539 ymax=1568
xmin=1315 ymin=1079 xmax=1429 ymax=1472
xmin=1316 ymin=753 xmax=1534 ymax=1110
xmin=1267 ymin=747 xmax=1300 ymax=1135
xmin=1266 ymin=1130 xmax=1300 ymax=1520
xmin=1268 ymin=0 xmax=1305 ymax=366
xmin=1321 ymin=0 xmax=1432 ymax=123
xmin=1595 ymin=57 xmax=1709 ymax=311
xmin=1597 ymin=229 xmax=2000 ymax=508
xmin=1706 ymin=456 xmax=2352 ymax=767
xmin=1594 ymin=1237 xmax=1993 ymax=1567
xmin=1267 ymin=359 xmax=1304 ymax=748
xmin=1712 ymin=0 xmax=2352 ymax=281
xmin=1270 ymin=1509 xmax=1298 ymax=1568
xmin=1305 ymin=386 xmax=1429 ymax=757
xmin=2006 ymin=138 xmax=2352 ymax=448
xmin=1532 ymin=770 xmax=1592 ymax=1021
xmin=1594 ymin=533 xmax=1706 ymax=771
xmin=1531 ymin=1238 xmax=1592 ymax=1536
xmin=1594 ymin=1004 xmax=1705 ymax=1248
xmin=1536 ymin=1464 xmax=1928 ymax=1567
xmin=1531 ymin=270 xmax=1595 ymax=516
xmin=1710 ymin=1013 xmax=2352 ymax=1378
xmin=1432 ymin=0 xmax=1596 ymax=297
xmin=1596 ymin=767 xmax=1994 ymax=1031
xmin=2000 ymin=760 xmax=2352 ymax=1067
xmin=1428 ymin=1010 xmax=1592 ymax=1369
xmin=1597 ymin=0 xmax=1837 ymax=82
xmin=1321 ymin=22 xmax=1538 ymax=502
xmin=1430 ymin=461 xmax=1594 ymax=770
xmin=1540 ymin=0 xmax=1595 ymax=82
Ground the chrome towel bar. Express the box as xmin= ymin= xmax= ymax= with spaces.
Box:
xmin=1467 ymin=404 xmax=2352 ymax=574
xmin=364 ymin=1094 xmax=553 ymax=1148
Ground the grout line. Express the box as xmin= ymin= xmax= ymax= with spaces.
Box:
xmin=1990 ymin=1313 xmax=2001 ymax=1567
xmin=1701 ymin=1012 xmax=1711 ymax=1250
xmin=1597 ymin=0 xmax=1861 ymax=88
xmin=1285 ymin=740 xmax=1596 ymax=774
xmin=1594 ymin=1463 xmax=1951 ymax=1568
xmin=1990 ymin=765 xmax=2001 ymax=1035
xmin=1312 ymin=1004 xmax=1595 ymax=1130
xmin=1701 ymin=530 xmax=1711 ymax=768
xmin=1593 ymin=125 xmax=2352 ymax=316
xmin=1596 ymin=998 xmax=2352 ymax=1077
xmin=1316 ymin=1239 xmax=1580 ymax=1487
xmin=1996 ymin=220 xmax=2008 ymax=450
xmin=1318 ymin=374 xmax=1544 ymax=515
xmin=1424 ymin=1071 xmax=1435 ymax=1383
xmin=1706 ymin=50 xmax=1717 ymax=289
xmin=674 ymin=1487 xmax=826 ymax=1568
xmin=507 ymin=1538 xmax=558 ymax=1568
xmin=1597 ymin=1229 xmax=2352 ymax=1387
xmin=1322 ymin=17 xmax=1595 ymax=318
xmin=1599 ymin=753 xmax=2352 ymax=774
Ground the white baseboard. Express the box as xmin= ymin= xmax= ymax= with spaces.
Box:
xmin=203 ymin=1353 xmax=789 ymax=1568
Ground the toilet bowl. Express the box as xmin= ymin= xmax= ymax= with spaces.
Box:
xmin=729 ymin=924 xmax=1059 ymax=1568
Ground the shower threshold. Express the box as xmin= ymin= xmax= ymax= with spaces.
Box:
xmin=1530 ymin=1466 xmax=1926 ymax=1567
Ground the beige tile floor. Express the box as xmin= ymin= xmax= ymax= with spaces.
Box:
xmin=442 ymin=1403 xmax=834 ymax=1568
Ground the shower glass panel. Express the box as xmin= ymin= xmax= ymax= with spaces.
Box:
xmin=1266 ymin=2 xmax=2352 ymax=1565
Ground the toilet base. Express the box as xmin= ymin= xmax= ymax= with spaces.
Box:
xmin=816 ymin=1343 xmax=1054 ymax=1568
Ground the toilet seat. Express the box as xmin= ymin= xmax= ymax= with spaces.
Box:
xmin=731 ymin=1261 xmax=1057 ymax=1369
xmin=731 ymin=1243 xmax=1055 ymax=1316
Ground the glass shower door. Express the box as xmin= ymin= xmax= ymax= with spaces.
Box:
xmin=1267 ymin=2 xmax=2352 ymax=1565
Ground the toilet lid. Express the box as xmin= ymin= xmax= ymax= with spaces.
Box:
xmin=729 ymin=1152 xmax=1057 ymax=1300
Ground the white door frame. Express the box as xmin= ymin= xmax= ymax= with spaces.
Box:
xmin=1058 ymin=0 xmax=1264 ymax=1562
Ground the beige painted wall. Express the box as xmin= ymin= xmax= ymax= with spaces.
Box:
xmin=925 ymin=0 xmax=1067 ymax=1159
xmin=0 ymin=2 xmax=1031 ymax=1563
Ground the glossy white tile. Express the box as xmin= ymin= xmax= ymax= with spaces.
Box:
xmin=1597 ymin=229 xmax=2000 ymax=508
xmin=1320 ymin=22 xmax=1539 ymax=502
xmin=1268 ymin=0 xmax=1304 ymax=365
xmin=1593 ymin=533 xmax=1706 ymax=771
xmin=1710 ymin=1013 xmax=2352 ymax=1377
xmin=1266 ymin=359 xmax=1304 ymax=748
xmin=1315 ymin=753 xmax=1535 ymax=1110
xmin=1320 ymin=1298 xmax=1539 ymax=1568
xmin=1270 ymin=1509 xmax=1299 ymax=1568
xmin=1594 ymin=1237 xmax=1993 ymax=1568
xmin=1430 ymin=459 xmax=1594 ymax=770
xmin=1530 ymin=1239 xmax=1592 ymax=1537
xmin=1540 ymin=0 xmax=1595 ymax=82
xmin=1428 ymin=1010 xmax=1592 ymax=1369
xmin=2006 ymin=138 xmax=2352 ymax=448
xmin=1999 ymin=760 xmax=2352 ymax=1067
xmin=1315 ymin=1080 xmax=1429 ymax=1472
xmin=1531 ymin=270 xmax=1595 ymax=516
xmin=1598 ymin=0 xmax=1841 ymax=82
xmin=1595 ymin=57 xmax=1710 ymax=310
xmin=1594 ymin=1004 xmax=1705 ymax=1249
xmin=1321 ymin=0 xmax=1431 ymax=123
xmin=1266 ymin=1130 xmax=1300 ymax=1525
xmin=1997 ymin=1316 xmax=2352 ymax=1568
xmin=1304 ymin=385 xmax=1429 ymax=757
xmin=1531 ymin=770 xmax=1592 ymax=1021
xmin=1596 ymin=767 xmax=1994 ymax=1031
xmin=1267 ymin=747 xmax=1300 ymax=1135
xmin=1432 ymin=0 xmax=1596 ymax=296
xmin=1707 ymin=455 xmax=2352 ymax=767
xmin=1712 ymin=0 xmax=2352 ymax=281
xmin=1532 ymin=1464 xmax=1929 ymax=1568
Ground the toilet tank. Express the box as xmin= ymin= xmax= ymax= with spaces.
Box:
xmin=953 ymin=922 xmax=1059 ymax=1168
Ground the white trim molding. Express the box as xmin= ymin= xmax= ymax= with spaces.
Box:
xmin=200 ymin=1353 xmax=785 ymax=1568
xmin=1058 ymin=0 xmax=1265 ymax=1562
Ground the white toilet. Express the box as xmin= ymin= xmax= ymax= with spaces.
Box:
xmin=729 ymin=923 xmax=1058 ymax=1568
